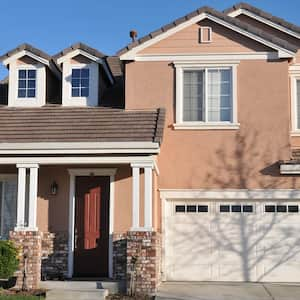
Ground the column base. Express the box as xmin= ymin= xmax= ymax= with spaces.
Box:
xmin=130 ymin=227 xmax=153 ymax=232
xmin=14 ymin=226 xmax=38 ymax=232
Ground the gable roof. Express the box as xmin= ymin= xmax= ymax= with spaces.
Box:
xmin=0 ymin=106 xmax=165 ymax=144
xmin=0 ymin=43 xmax=51 ymax=66
xmin=224 ymin=2 xmax=300 ymax=37
xmin=117 ymin=6 xmax=298 ymax=60
xmin=53 ymin=42 xmax=106 ymax=62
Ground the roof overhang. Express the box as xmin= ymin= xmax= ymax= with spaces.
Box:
xmin=227 ymin=8 xmax=300 ymax=40
xmin=120 ymin=12 xmax=295 ymax=61
xmin=0 ymin=141 xmax=160 ymax=155
xmin=2 ymin=49 xmax=50 ymax=67
xmin=56 ymin=48 xmax=114 ymax=84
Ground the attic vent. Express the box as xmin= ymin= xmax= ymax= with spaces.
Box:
xmin=199 ymin=27 xmax=212 ymax=43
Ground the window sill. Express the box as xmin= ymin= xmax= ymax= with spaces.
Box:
xmin=173 ymin=123 xmax=240 ymax=130
xmin=291 ymin=131 xmax=300 ymax=137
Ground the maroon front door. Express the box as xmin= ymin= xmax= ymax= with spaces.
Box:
xmin=74 ymin=176 xmax=110 ymax=277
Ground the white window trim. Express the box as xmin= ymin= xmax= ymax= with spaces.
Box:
xmin=290 ymin=73 xmax=300 ymax=134
xmin=8 ymin=61 xmax=46 ymax=107
xmin=199 ymin=26 xmax=212 ymax=43
xmin=62 ymin=62 xmax=99 ymax=107
xmin=174 ymin=62 xmax=239 ymax=130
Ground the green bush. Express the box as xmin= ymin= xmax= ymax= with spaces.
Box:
xmin=0 ymin=241 xmax=19 ymax=279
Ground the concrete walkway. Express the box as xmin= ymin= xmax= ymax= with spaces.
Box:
xmin=155 ymin=282 xmax=300 ymax=300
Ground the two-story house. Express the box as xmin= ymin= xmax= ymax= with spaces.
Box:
xmin=1 ymin=2 xmax=300 ymax=295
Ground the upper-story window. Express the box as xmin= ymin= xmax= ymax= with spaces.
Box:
xmin=18 ymin=69 xmax=36 ymax=98
xmin=174 ymin=63 xmax=238 ymax=129
xmin=71 ymin=68 xmax=89 ymax=97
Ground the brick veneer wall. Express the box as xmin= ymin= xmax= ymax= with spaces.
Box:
xmin=113 ymin=231 xmax=161 ymax=295
xmin=9 ymin=231 xmax=42 ymax=290
xmin=41 ymin=231 xmax=68 ymax=279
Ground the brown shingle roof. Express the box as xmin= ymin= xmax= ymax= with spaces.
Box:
xmin=0 ymin=43 xmax=51 ymax=62
xmin=53 ymin=42 xmax=106 ymax=62
xmin=0 ymin=106 xmax=165 ymax=144
xmin=117 ymin=6 xmax=298 ymax=56
xmin=224 ymin=2 xmax=300 ymax=35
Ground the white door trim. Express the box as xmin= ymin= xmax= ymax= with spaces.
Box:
xmin=67 ymin=168 xmax=117 ymax=278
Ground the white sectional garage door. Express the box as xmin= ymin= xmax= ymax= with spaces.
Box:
xmin=165 ymin=200 xmax=300 ymax=282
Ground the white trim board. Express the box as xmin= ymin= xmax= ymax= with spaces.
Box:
xmin=227 ymin=8 xmax=300 ymax=40
xmin=67 ymin=168 xmax=117 ymax=278
xmin=135 ymin=52 xmax=279 ymax=62
xmin=0 ymin=142 xmax=160 ymax=155
xmin=160 ymin=189 xmax=300 ymax=199
xmin=2 ymin=50 xmax=50 ymax=67
xmin=120 ymin=12 xmax=295 ymax=60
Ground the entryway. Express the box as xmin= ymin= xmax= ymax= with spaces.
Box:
xmin=73 ymin=175 xmax=110 ymax=277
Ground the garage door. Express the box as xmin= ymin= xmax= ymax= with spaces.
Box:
xmin=165 ymin=200 xmax=300 ymax=282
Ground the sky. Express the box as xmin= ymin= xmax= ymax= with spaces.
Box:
xmin=0 ymin=0 xmax=300 ymax=79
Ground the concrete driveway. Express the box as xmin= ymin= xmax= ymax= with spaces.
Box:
xmin=155 ymin=282 xmax=300 ymax=300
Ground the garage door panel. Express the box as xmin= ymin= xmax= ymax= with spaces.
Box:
xmin=165 ymin=200 xmax=300 ymax=282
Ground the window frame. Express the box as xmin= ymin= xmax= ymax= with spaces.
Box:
xmin=71 ymin=66 xmax=90 ymax=98
xmin=17 ymin=67 xmax=37 ymax=100
xmin=174 ymin=62 xmax=239 ymax=130
xmin=291 ymin=74 xmax=300 ymax=134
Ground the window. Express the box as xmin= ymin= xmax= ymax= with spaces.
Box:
xmin=187 ymin=205 xmax=197 ymax=213
xmin=232 ymin=205 xmax=242 ymax=213
xmin=288 ymin=205 xmax=299 ymax=213
xmin=198 ymin=205 xmax=208 ymax=212
xmin=243 ymin=205 xmax=253 ymax=213
xmin=277 ymin=205 xmax=287 ymax=213
xmin=296 ymin=80 xmax=300 ymax=129
xmin=71 ymin=68 xmax=89 ymax=97
xmin=220 ymin=205 xmax=230 ymax=213
xmin=199 ymin=27 xmax=212 ymax=43
xmin=175 ymin=205 xmax=185 ymax=213
xmin=18 ymin=69 xmax=36 ymax=98
xmin=265 ymin=205 xmax=275 ymax=213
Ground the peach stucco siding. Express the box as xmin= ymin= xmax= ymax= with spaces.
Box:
xmin=125 ymin=59 xmax=300 ymax=191
xmin=139 ymin=19 xmax=272 ymax=55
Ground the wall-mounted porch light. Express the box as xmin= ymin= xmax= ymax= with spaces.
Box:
xmin=50 ymin=181 xmax=58 ymax=196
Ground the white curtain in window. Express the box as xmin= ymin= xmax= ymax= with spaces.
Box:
xmin=207 ymin=69 xmax=232 ymax=122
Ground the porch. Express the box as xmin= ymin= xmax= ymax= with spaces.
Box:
xmin=0 ymin=156 xmax=161 ymax=293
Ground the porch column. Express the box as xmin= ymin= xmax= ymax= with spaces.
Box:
xmin=131 ymin=164 xmax=140 ymax=230
xmin=144 ymin=164 xmax=153 ymax=230
xmin=16 ymin=165 xmax=26 ymax=229
xmin=28 ymin=165 xmax=39 ymax=230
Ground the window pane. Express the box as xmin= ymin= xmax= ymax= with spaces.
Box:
xmin=28 ymin=70 xmax=36 ymax=79
xmin=265 ymin=205 xmax=275 ymax=213
xmin=81 ymin=87 xmax=89 ymax=97
xmin=19 ymin=70 xmax=27 ymax=79
xmin=175 ymin=205 xmax=185 ymax=213
xmin=81 ymin=68 xmax=89 ymax=78
xmin=72 ymin=88 xmax=80 ymax=97
xmin=207 ymin=69 xmax=232 ymax=122
xmin=243 ymin=205 xmax=253 ymax=213
xmin=27 ymin=89 xmax=36 ymax=98
xmin=18 ymin=89 xmax=26 ymax=98
xmin=28 ymin=80 xmax=36 ymax=89
xmin=81 ymin=79 xmax=89 ymax=88
xmin=198 ymin=205 xmax=208 ymax=212
xmin=187 ymin=205 xmax=197 ymax=212
xmin=72 ymin=69 xmax=81 ymax=78
xmin=220 ymin=205 xmax=230 ymax=213
xmin=232 ymin=205 xmax=241 ymax=213
xmin=183 ymin=70 xmax=205 ymax=121
xmin=18 ymin=80 xmax=26 ymax=89
xmin=277 ymin=205 xmax=287 ymax=213
xmin=72 ymin=79 xmax=80 ymax=87
xmin=288 ymin=205 xmax=299 ymax=213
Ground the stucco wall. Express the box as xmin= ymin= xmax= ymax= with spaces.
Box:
xmin=125 ymin=58 xmax=299 ymax=189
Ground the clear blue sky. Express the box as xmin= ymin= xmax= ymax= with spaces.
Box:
xmin=0 ymin=0 xmax=299 ymax=79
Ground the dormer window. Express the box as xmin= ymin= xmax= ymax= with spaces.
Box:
xmin=18 ymin=69 xmax=36 ymax=98
xmin=71 ymin=68 xmax=89 ymax=97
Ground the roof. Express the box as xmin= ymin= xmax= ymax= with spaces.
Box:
xmin=0 ymin=43 xmax=51 ymax=62
xmin=0 ymin=106 xmax=165 ymax=144
xmin=106 ymin=56 xmax=123 ymax=78
xmin=224 ymin=2 xmax=300 ymax=35
xmin=117 ymin=6 xmax=298 ymax=57
xmin=53 ymin=42 xmax=106 ymax=62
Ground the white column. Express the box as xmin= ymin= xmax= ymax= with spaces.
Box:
xmin=16 ymin=165 xmax=26 ymax=229
xmin=131 ymin=165 xmax=140 ymax=230
xmin=144 ymin=165 xmax=153 ymax=230
xmin=28 ymin=165 xmax=39 ymax=230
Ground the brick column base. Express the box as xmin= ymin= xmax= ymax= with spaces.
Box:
xmin=9 ymin=231 xmax=42 ymax=290
xmin=126 ymin=231 xmax=161 ymax=295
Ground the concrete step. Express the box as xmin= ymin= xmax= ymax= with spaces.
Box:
xmin=46 ymin=289 xmax=108 ymax=300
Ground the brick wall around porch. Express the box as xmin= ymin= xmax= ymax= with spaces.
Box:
xmin=113 ymin=231 xmax=162 ymax=295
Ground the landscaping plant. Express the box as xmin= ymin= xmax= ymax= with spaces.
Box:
xmin=0 ymin=241 xmax=19 ymax=279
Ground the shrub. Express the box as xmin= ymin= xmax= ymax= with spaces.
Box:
xmin=0 ymin=241 xmax=19 ymax=279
